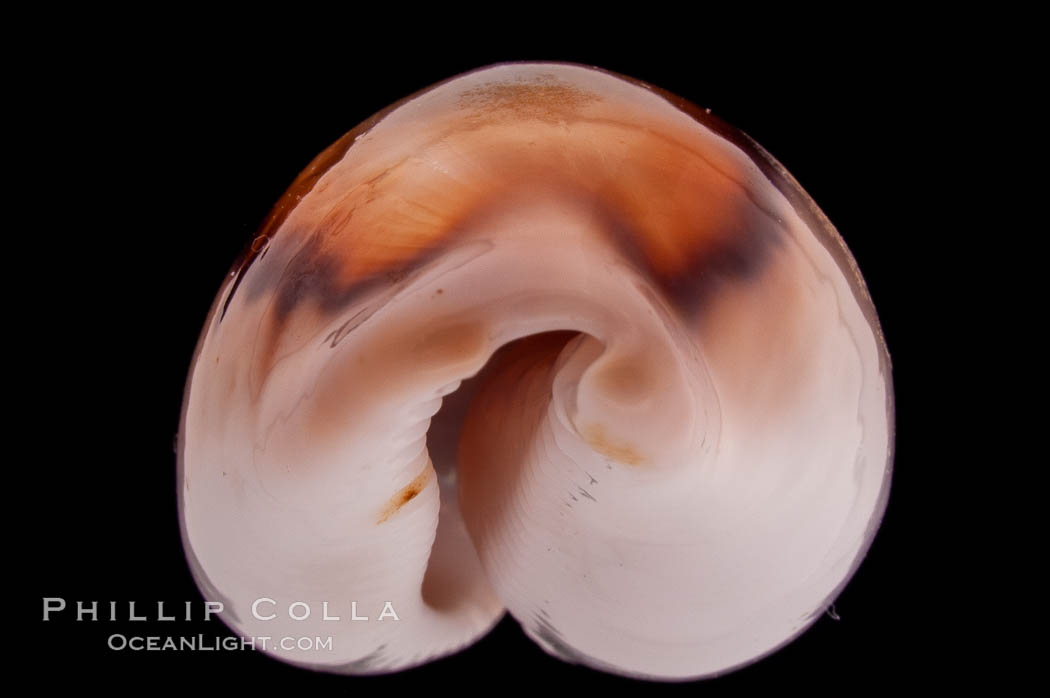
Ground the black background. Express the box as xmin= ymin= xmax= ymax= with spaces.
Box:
xmin=22 ymin=25 xmax=968 ymax=692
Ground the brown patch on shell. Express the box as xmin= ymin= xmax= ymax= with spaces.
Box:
xmin=593 ymin=357 xmax=653 ymax=405
xmin=413 ymin=323 xmax=487 ymax=369
xmin=582 ymin=424 xmax=645 ymax=466
xmin=377 ymin=466 xmax=431 ymax=524
xmin=228 ymin=65 xmax=787 ymax=391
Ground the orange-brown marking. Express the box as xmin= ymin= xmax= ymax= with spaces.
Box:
xmin=237 ymin=66 xmax=777 ymax=390
xmin=413 ymin=323 xmax=486 ymax=367
xmin=457 ymin=75 xmax=599 ymax=125
xmin=377 ymin=468 xmax=431 ymax=524
xmin=582 ymin=424 xmax=645 ymax=466
xmin=594 ymin=358 xmax=652 ymax=404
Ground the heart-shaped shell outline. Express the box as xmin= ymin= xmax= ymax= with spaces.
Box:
xmin=177 ymin=62 xmax=894 ymax=681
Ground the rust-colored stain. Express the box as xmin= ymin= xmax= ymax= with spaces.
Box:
xmin=229 ymin=65 xmax=783 ymax=394
xmin=457 ymin=74 xmax=599 ymax=124
xmin=582 ymin=424 xmax=644 ymax=466
xmin=377 ymin=467 xmax=431 ymax=524
xmin=594 ymin=357 xmax=651 ymax=404
xmin=414 ymin=323 xmax=486 ymax=367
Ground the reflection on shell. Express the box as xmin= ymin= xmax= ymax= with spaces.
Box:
xmin=178 ymin=63 xmax=893 ymax=681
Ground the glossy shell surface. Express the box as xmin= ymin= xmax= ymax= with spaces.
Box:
xmin=178 ymin=63 xmax=894 ymax=680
